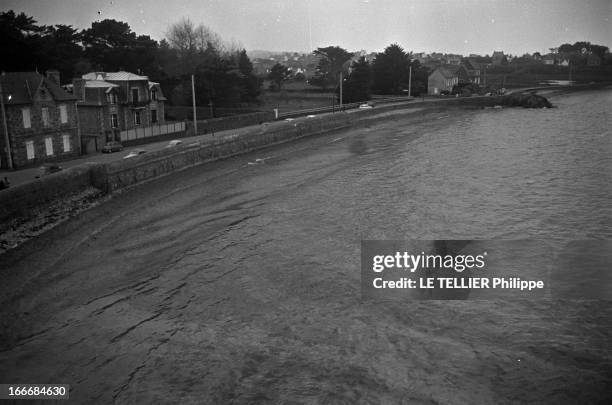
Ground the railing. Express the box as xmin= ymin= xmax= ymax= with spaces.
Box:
xmin=119 ymin=121 xmax=186 ymax=142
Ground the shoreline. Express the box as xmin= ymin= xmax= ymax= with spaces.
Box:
xmin=1 ymin=87 xmax=609 ymax=255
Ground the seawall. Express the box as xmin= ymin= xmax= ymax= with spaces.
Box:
xmin=0 ymin=94 xmax=529 ymax=226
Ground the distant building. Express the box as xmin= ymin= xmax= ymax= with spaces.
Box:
xmin=0 ymin=70 xmax=79 ymax=168
xmin=491 ymin=51 xmax=508 ymax=66
xmin=73 ymin=71 xmax=167 ymax=152
xmin=445 ymin=54 xmax=463 ymax=65
xmin=427 ymin=65 xmax=470 ymax=95
xmin=462 ymin=59 xmax=483 ymax=85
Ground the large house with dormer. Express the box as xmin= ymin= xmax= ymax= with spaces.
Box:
xmin=72 ymin=71 xmax=167 ymax=152
xmin=0 ymin=70 xmax=79 ymax=168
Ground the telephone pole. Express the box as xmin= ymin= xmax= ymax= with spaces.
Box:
xmin=191 ymin=75 xmax=197 ymax=136
xmin=0 ymin=80 xmax=13 ymax=169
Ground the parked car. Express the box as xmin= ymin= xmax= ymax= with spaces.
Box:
xmin=35 ymin=164 xmax=62 ymax=178
xmin=102 ymin=141 xmax=123 ymax=153
xmin=359 ymin=103 xmax=373 ymax=109
xmin=123 ymin=149 xmax=147 ymax=159
xmin=165 ymin=140 xmax=183 ymax=147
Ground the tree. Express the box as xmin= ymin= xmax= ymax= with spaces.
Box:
xmin=267 ymin=63 xmax=291 ymax=91
xmin=342 ymin=57 xmax=371 ymax=103
xmin=237 ymin=49 xmax=261 ymax=102
xmin=311 ymin=46 xmax=353 ymax=90
xmin=372 ymin=43 xmax=411 ymax=94
xmin=82 ymin=19 xmax=149 ymax=72
xmin=165 ymin=18 xmax=223 ymax=74
xmin=0 ymin=11 xmax=47 ymax=72
xmin=39 ymin=24 xmax=84 ymax=80
xmin=408 ymin=60 xmax=429 ymax=97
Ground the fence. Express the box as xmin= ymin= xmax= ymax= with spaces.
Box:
xmin=119 ymin=121 xmax=186 ymax=142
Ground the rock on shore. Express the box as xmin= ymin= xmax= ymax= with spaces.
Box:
xmin=501 ymin=92 xmax=553 ymax=108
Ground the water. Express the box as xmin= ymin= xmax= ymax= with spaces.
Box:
xmin=2 ymin=89 xmax=611 ymax=403
xmin=273 ymin=89 xmax=611 ymax=241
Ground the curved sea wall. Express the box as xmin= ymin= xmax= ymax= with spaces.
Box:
xmin=0 ymin=93 xmax=553 ymax=225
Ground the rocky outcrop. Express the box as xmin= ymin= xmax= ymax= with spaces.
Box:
xmin=501 ymin=92 xmax=553 ymax=108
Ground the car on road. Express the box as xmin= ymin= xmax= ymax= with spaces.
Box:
xmin=123 ymin=149 xmax=147 ymax=159
xmin=35 ymin=164 xmax=62 ymax=178
xmin=165 ymin=140 xmax=183 ymax=147
xmin=102 ymin=141 xmax=123 ymax=153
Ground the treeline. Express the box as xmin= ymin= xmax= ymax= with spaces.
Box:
xmin=0 ymin=11 xmax=260 ymax=107
xmin=3 ymin=10 xmax=609 ymax=109
xmin=269 ymin=44 xmax=430 ymax=102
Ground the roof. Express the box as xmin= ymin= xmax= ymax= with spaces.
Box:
xmin=463 ymin=59 xmax=482 ymax=71
xmin=84 ymin=80 xmax=119 ymax=88
xmin=82 ymin=71 xmax=149 ymax=81
xmin=432 ymin=64 xmax=466 ymax=79
xmin=0 ymin=71 xmax=76 ymax=105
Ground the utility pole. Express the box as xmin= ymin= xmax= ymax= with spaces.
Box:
xmin=339 ymin=70 xmax=343 ymax=109
xmin=191 ymin=75 xmax=197 ymax=136
xmin=408 ymin=65 xmax=412 ymax=97
xmin=0 ymin=80 xmax=13 ymax=169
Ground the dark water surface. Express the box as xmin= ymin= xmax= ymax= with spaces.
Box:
xmin=1 ymin=89 xmax=611 ymax=404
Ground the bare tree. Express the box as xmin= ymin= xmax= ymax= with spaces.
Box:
xmin=166 ymin=18 xmax=222 ymax=55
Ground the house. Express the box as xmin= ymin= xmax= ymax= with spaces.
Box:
xmin=462 ymin=59 xmax=483 ymax=85
xmin=0 ymin=70 xmax=79 ymax=169
xmin=73 ymin=71 xmax=167 ymax=152
xmin=427 ymin=65 xmax=470 ymax=95
xmin=492 ymin=51 xmax=508 ymax=66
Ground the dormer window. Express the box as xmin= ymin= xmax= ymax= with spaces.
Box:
xmin=107 ymin=92 xmax=117 ymax=104
xmin=150 ymin=89 xmax=157 ymax=101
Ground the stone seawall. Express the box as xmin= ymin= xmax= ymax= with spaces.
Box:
xmin=0 ymin=164 xmax=99 ymax=224
xmin=0 ymin=94 xmax=530 ymax=225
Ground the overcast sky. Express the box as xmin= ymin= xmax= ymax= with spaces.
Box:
xmin=3 ymin=0 xmax=610 ymax=55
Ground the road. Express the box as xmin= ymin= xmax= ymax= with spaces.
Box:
xmin=1 ymin=103 xmax=610 ymax=404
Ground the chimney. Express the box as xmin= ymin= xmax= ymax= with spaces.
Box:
xmin=46 ymin=70 xmax=60 ymax=85
xmin=72 ymin=78 xmax=86 ymax=101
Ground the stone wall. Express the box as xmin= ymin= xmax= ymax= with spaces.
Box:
xmin=0 ymin=163 xmax=98 ymax=223
xmin=0 ymin=96 xmax=516 ymax=224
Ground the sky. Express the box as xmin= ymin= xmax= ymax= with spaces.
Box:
xmin=2 ymin=0 xmax=610 ymax=55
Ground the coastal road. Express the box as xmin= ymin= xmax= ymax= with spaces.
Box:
xmin=1 ymin=97 xmax=610 ymax=404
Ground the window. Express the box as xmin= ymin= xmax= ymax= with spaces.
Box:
xmin=45 ymin=137 xmax=54 ymax=156
xmin=131 ymin=88 xmax=139 ymax=103
xmin=107 ymin=92 xmax=117 ymax=104
xmin=62 ymin=134 xmax=71 ymax=152
xmin=59 ymin=104 xmax=68 ymax=123
xmin=151 ymin=109 xmax=157 ymax=123
xmin=22 ymin=107 xmax=31 ymax=128
xmin=42 ymin=107 xmax=50 ymax=127
xmin=150 ymin=89 xmax=157 ymax=101
xmin=26 ymin=141 xmax=35 ymax=160
xmin=134 ymin=111 xmax=141 ymax=125
xmin=111 ymin=113 xmax=118 ymax=128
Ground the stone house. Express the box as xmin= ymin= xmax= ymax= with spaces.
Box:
xmin=427 ymin=65 xmax=470 ymax=95
xmin=73 ymin=71 xmax=166 ymax=152
xmin=0 ymin=70 xmax=79 ymax=169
